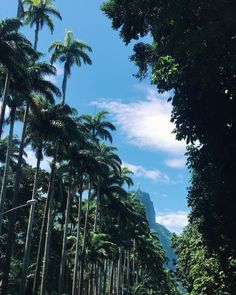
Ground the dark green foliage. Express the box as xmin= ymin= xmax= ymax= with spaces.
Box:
xmin=172 ymin=223 xmax=234 ymax=295
xmin=102 ymin=0 xmax=236 ymax=288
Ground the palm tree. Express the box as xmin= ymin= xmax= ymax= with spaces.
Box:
xmin=0 ymin=61 xmax=59 ymax=233
xmin=31 ymin=105 xmax=78 ymax=295
xmin=49 ymin=30 xmax=92 ymax=104
xmin=81 ymin=111 xmax=116 ymax=144
xmin=92 ymin=143 xmax=122 ymax=232
xmin=80 ymin=111 xmax=117 ymax=232
xmin=19 ymin=98 xmax=65 ymax=295
xmin=23 ymin=0 xmax=62 ymax=50
xmin=0 ymin=18 xmax=36 ymax=138
xmin=0 ymin=99 xmax=18 ymax=235
xmin=1 ymin=63 xmax=60 ymax=295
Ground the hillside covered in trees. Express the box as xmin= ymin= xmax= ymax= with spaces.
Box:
xmin=135 ymin=189 xmax=176 ymax=270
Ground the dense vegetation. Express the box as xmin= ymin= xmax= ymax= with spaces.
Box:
xmin=102 ymin=0 xmax=236 ymax=294
xmin=0 ymin=1 xmax=181 ymax=294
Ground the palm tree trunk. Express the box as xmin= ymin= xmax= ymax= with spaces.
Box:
xmin=93 ymin=185 xmax=100 ymax=232
xmin=78 ymin=182 xmax=92 ymax=295
xmin=0 ymin=72 xmax=10 ymax=139
xmin=103 ymin=260 xmax=108 ymax=295
xmin=1 ymin=104 xmax=29 ymax=295
xmin=59 ymin=182 xmax=72 ymax=295
xmin=34 ymin=22 xmax=40 ymax=51
xmin=122 ymin=251 xmax=126 ymax=295
xmin=40 ymin=197 xmax=55 ymax=295
xmin=0 ymin=105 xmax=16 ymax=235
xmin=109 ymin=260 xmax=114 ymax=295
xmin=33 ymin=142 xmax=58 ymax=294
xmin=127 ymin=250 xmax=130 ymax=289
xmin=17 ymin=0 xmax=23 ymax=18
xmin=20 ymin=145 xmax=42 ymax=295
xmin=117 ymin=248 xmax=122 ymax=295
xmin=72 ymin=190 xmax=82 ymax=295
xmin=62 ymin=67 xmax=68 ymax=105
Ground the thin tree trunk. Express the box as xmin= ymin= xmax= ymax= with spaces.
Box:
xmin=33 ymin=142 xmax=58 ymax=294
xmin=103 ymin=260 xmax=108 ymax=295
xmin=61 ymin=67 xmax=68 ymax=105
xmin=19 ymin=20 xmax=40 ymax=293
xmin=72 ymin=190 xmax=82 ymax=295
xmin=59 ymin=182 xmax=72 ymax=295
xmin=132 ymin=239 xmax=136 ymax=286
xmin=40 ymin=197 xmax=55 ymax=295
xmin=0 ymin=72 xmax=10 ymax=139
xmin=109 ymin=260 xmax=114 ymax=295
xmin=17 ymin=0 xmax=23 ymax=18
xmin=117 ymin=248 xmax=122 ymax=295
xmin=78 ymin=182 xmax=92 ymax=295
xmin=122 ymin=251 xmax=127 ymax=295
xmin=20 ymin=145 xmax=42 ymax=295
xmin=98 ymin=263 xmax=103 ymax=295
xmin=34 ymin=22 xmax=39 ymax=51
xmin=93 ymin=185 xmax=100 ymax=232
xmin=0 ymin=105 xmax=16 ymax=234
xmin=127 ymin=250 xmax=130 ymax=289
xmin=113 ymin=263 xmax=117 ymax=294
xmin=1 ymin=104 xmax=29 ymax=295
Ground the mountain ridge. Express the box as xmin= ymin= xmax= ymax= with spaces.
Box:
xmin=135 ymin=189 xmax=176 ymax=269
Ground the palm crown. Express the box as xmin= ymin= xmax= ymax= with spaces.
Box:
xmin=23 ymin=0 xmax=62 ymax=33
xmin=49 ymin=30 xmax=92 ymax=103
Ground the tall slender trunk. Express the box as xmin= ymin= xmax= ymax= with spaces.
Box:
xmin=0 ymin=105 xmax=16 ymax=235
xmin=93 ymin=185 xmax=100 ymax=232
xmin=117 ymin=248 xmax=122 ymax=295
xmin=2 ymin=103 xmax=29 ymax=295
xmin=78 ymin=183 xmax=92 ymax=295
xmin=0 ymin=72 xmax=10 ymax=139
xmin=61 ymin=67 xmax=68 ymax=105
xmin=127 ymin=250 xmax=130 ymax=289
xmin=122 ymin=251 xmax=126 ymax=295
xmin=59 ymin=182 xmax=72 ymax=295
xmin=109 ymin=260 xmax=114 ymax=295
xmin=40 ymin=197 xmax=55 ymax=295
xmin=72 ymin=190 xmax=82 ymax=295
xmin=20 ymin=144 xmax=42 ymax=295
xmin=17 ymin=0 xmax=23 ymax=18
xmin=33 ymin=142 xmax=58 ymax=294
xmin=34 ymin=22 xmax=40 ymax=52
xmin=132 ymin=239 xmax=136 ymax=286
xmin=103 ymin=260 xmax=108 ymax=295
xmin=3 ymin=15 xmax=39 ymax=293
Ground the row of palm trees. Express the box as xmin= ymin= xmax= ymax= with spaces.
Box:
xmin=0 ymin=0 xmax=179 ymax=294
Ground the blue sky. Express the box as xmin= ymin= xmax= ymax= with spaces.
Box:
xmin=1 ymin=0 xmax=190 ymax=233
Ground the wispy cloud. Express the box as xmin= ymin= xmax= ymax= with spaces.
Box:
xmin=165 ymin=158 xmax=186 ymax=169
xmin=156 ymin=210 xmax=189 ymax=234
xmin=92 ymin=87 xmax=186 ymax=156
xmin=122 ymin=161 xmax=170 ymax=183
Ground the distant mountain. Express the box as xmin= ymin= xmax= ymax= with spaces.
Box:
xmin=135 ymin=189 xmax=176 ymax=269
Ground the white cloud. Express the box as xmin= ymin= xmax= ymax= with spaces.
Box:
xmin=92 ymin=87 xmax=186 ymax=156
xmin=122 ymin=161 xmax=170 ymax=183
xmin=165 ymin=158 xmax=186 ymax=169
xmin=26 ymin=149 xmax=51 ymax=172
xmin=156 ymin=210 xmax=189 ymax=234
